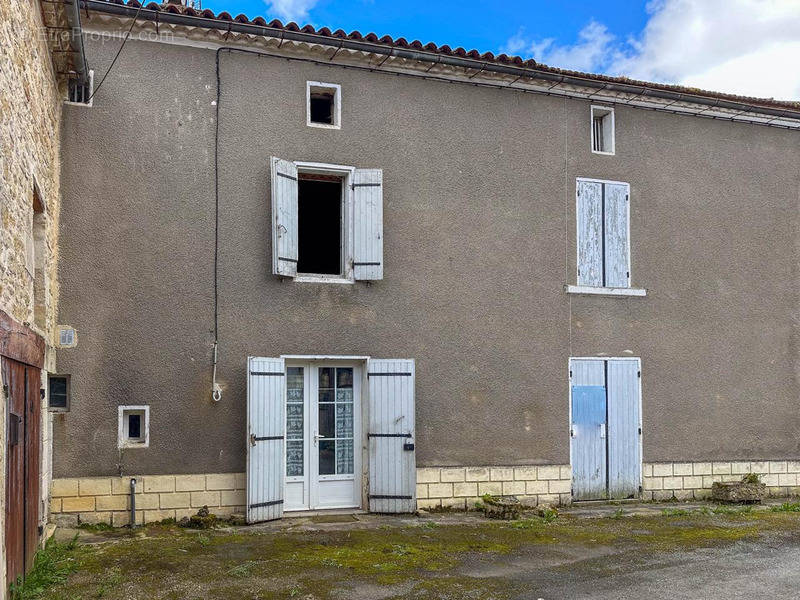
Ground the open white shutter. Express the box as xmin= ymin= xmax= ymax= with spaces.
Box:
xmin=367 ymin=359 xmax=415 ymax=513
xmin=270 ymin=157 xmax=298 ymax=277
xmin=246 ymin=356 xmax=285 ymax=523
xmin=577 ymin=180 xmax=603 ymax=286
xmin=352 ymin=169 xmax=384 ymax=281
xmin=604 ymin=183 xmax=630 ymax=288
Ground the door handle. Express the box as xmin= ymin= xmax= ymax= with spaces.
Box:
xmin=599 ymin=424 xmax=606 ymax=439
xmin=313 ymin=431 xmax=322 ymax=447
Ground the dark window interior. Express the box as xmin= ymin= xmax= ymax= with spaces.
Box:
xmin=128 ymin=414 xmax=142 ymax=439
xmin=48 ymin=375 xmax=69 ymax=410
xmin=309 ymin=91 xmax=334 ymax=124
xmin=298 ymin=178 xmax=342 ymax=275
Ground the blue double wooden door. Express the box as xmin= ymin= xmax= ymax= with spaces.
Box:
xmin=570 ymin=359 xmax=641 ymax=501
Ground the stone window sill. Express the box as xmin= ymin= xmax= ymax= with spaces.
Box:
xmin=565 ymin=285 xmax=647 ymax=297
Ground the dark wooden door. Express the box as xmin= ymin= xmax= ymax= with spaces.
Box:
xmin=4 ymin=357 xmax=40 ymax=587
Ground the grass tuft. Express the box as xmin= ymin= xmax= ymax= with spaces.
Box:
xmin=9 ymin=535 xmax=81 ymax=600
xmin=770 ymin=502 xmax=800 ymax=513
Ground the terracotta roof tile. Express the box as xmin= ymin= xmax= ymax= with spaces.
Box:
xmin=90 ymin=0 xmax=800 ymax=113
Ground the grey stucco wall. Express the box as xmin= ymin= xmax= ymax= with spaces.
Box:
xmin=55 ymin=34 xmax=800 ymax=478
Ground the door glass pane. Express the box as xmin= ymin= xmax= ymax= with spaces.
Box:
xmin=286 ymin=367 xmax=304 ymax=477
xmin=286 ymin=404 xmax=303 ymax=438
xmin=319 ymin=440 xmax=335 ymax=475
xmin=318 ymin=367 xmax=334 ymax=389
xmin=335 ymin=403 xmax=353 ymax=438
xmin=336 ymin=368 xmax=353 ymax=388
xmin=318 ymin=403 xmax=335 ymax=438
xmin=317 ymin=367 xmax=355 ymax=476
xmin=286 ymin=440 xmax=304 ymax=477
xmin=336 ymin=439 xmax=353 ymax=474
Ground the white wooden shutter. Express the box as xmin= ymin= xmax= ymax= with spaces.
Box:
xmin=352 ymin=169 xmax=383 ymax=281
xmin=604 ymin=183 xmax=630 ymax=288
xmin=577 ymin=180 xmax=603 ymax=286
xmin=367 ymin=359 xmax=415 ymax=513
xmin=246 ymin=356 xmax=285 ymax=523
xmin=270 ymin=157 xmax=298 ymax=277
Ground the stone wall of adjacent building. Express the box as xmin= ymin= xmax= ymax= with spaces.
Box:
xmin=0 ymin=1 xmax=63 ymax=337
xmin=643 ymin=461 xmax=800 ymax=500
xmin=1 ymin=1 xmax=64 ymax=594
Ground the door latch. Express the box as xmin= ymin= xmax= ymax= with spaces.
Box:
xmin=599 ymin=424 xmax=606 ymax=439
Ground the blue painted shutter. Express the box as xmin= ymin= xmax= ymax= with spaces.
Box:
xmin=604 ymin=183 xmax=630 ymax=288
xmin=570 ymin=359 xmax=607 ymax=501
xmin=607 ymin=360 xmax=641 ymax=499
xmin=367 ymin=359 xmax=415 ymax=513
xmin=353 ymin=169 xmax=384 ymax=281
xmin=270 ymin=157 xmax=298 ymax=277
xmin=247 ymin=356 xmax=285 ymax=522
xmin=577 ymin=180 xmax=603 ymax=286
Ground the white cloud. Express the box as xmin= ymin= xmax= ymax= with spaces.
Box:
xmin=263 ymin=0 xmax=319 ymax=23
xmin=503 ymin=0 xmax=800 ymax=100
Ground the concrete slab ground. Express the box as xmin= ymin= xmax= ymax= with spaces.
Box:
xmin=41 ymin=499 xmax=800 ymax=599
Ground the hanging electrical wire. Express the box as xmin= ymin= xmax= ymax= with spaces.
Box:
xmin=87 ymin=0 xmax=144 ymax=101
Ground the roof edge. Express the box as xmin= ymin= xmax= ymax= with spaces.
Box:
xmin=83 ymin=0 xmax=800 ymax=122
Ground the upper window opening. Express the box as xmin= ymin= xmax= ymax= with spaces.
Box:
xmin=48 ymin=374 xmax=70 ymax=412
xmin=66 ymin=70 xmax=94 ymax=107
xmin=297 ymin=174 xmax=343 ymax=276
xmin=591 ymin=106 xmax=615 ymax=154
xmin=307 ymin=82 xmax=341 ymax=129
xmin=310 ymin=92 xmax=334 ymax=124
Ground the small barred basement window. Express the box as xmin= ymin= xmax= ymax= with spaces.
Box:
xmin=307 ymin=82 xmax=341 ymax=128
xmin=591 ymin=105 xmax=615 ymax=154
xmin=48 ymin=374 xmax=70 ymax=412
xmin=66 ymin=70 xmax=94 ymax=106
xmin=118 ymin=405 xmax=150 ymax=448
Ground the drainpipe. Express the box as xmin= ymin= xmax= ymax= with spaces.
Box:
xmin=67 ymin=0 xmax=91 ymax=85
xmin=129 ymin=478 xmax=137 ymax=528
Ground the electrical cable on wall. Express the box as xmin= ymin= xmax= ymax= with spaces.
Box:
xmin=87 ymin=0 xmax=143 ymax=102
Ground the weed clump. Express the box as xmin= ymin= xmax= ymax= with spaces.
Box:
xmin=770 ymin=502 xmax=800 ymax=513
xmin=9 ymin=535 xmax=81 ymax=599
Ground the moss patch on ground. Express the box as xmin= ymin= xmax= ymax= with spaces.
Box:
xmin=26 ymin=510 xmax=800 ymax=600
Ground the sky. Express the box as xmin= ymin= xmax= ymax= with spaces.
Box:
xmin=199 ymin=0 xmax=800 ymax=101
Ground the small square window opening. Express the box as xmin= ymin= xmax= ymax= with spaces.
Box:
xmin=66 ymin=70 xmax=94 ymax=107
xmin=48 ymin=374 xmax=70 ymax=411
xmin=297 ymin=173 xmax=343 ymax=276
xmin=591 ymin=106 xmax=615 ymax=154
xmin=307 ymin=82 xmax=341 ymax=129
xmin=118 ymin=405 xmax=150 ymax=448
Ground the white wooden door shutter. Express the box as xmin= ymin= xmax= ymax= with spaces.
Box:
xmin=577 ymin=180 xmax=603 ymax=286
xmin=246 ymin=356 xmax=285 ymax=523
xmin=270 ymin=157 xmax=298 ymax=277
xmin=367 ymin=359 xmax=415 ymax=513
xmin=603 ymin=183 xmax=630 ymax=288
xmin=352 ymin=169 xmax=384 ymax=281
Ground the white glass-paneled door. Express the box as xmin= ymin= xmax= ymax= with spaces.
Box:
xmin=284 ymin=362 xmax=362 ymax=511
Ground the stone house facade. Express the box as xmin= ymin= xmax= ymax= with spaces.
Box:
xmin=3 ymin=2 xmax=800 ymax=589
xmin=46 ymin=0 xmax=800 ymax=529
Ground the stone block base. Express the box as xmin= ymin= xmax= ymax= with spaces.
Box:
xmin=50 ymin=473 xmax=246 ymax=528
xmin=416 ymin=465 xmax=571 ymax=510
xmin=643 ymin=461 xmax=800 ymax=501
